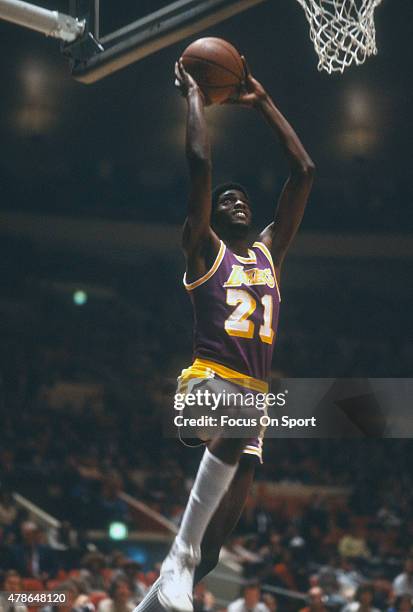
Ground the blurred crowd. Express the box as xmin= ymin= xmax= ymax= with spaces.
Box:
xmin=1 ymin=536 xmax=413 ymax=612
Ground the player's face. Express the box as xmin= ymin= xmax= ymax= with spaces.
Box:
xmin=214 ymin=189 xmax=252 ymax=232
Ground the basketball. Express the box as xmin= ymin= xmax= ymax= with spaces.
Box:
xmin=181 ymin=37 xmax=245 ymax=105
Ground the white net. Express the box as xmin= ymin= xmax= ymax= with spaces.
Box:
xmin=295 ymin=0 xmax=383 ymax=74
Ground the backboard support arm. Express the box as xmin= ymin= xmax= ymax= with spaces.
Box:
xmin=0 ymin=0 xmax=84 ymax=42
xmin=65 ymin=0 xmax=268 ymax=84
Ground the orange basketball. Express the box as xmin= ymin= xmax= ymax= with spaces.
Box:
xmin=182 ymin=37 xmax=245 ymax=105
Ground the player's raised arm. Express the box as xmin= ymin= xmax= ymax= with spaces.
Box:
xmin=226 ymin=58 xmax=315 ymax=276
xmin=175 ymin=60 xmax=220 ymax=269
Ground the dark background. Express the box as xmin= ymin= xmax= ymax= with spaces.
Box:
xmin=0 ymin=0 xmax=412 ymax=230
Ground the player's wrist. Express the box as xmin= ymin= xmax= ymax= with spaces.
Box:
xmin=187 ymin=86 xmax=205 ymax=103
xmin=254 ymin=91 xmax=270 ymax=108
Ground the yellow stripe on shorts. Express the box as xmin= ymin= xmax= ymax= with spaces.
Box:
xmin=178 ymin=358 xmax=269 ymax=394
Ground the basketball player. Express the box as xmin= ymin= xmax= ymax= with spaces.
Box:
xmin=136 ymin=58 xmax=314 ymax=612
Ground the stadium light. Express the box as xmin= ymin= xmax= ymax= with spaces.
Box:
xmin=109 ymin=522 xmax=128 ymax=540
xmin=73 ymin=290 xmax=88 ymax=305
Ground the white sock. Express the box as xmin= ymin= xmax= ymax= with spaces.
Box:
xmin=176 ymin=447 xmax=238 ymax=551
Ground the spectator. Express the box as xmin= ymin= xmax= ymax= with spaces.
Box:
xmin=80 ymin=551 xmax=107 ymax=592
xmin=193 ymin=582 xmax=216 ymax=612
xmin=40 ymin=579 xmax=92 ymax=612
xmin=342 ymin=584 xmax=380 ymax=612
xmin=227 ymin=582 xmax=270 ymax=612
xmin=48 ymin=522 xmax=78 ymax=552
xmin=338 ymin=527 xmax=371 ymax=561
xmin=98 ymin=578 xmax=136 ymax=612
xmin=0 ymin=570 xmax=28 ymax=612
xmin=377 ymin=503 xmax=401 ymax=528
xmin=393 ymin=559 xmax=413 ymax=597
xmin=47 ymin=521 xmax=79 ymax=572
xmin=0 ymin=525 xmax=17 ymax=571
xmin=299 ymin=586 xmax=328 ymax=612
xmin=388 ymin=594 xmax=413 ymax=611
xmin=0 ymin=491 xmax=17 ymax=528
xmin=253 ymin=506 xmax=273 ymax=542
xmin=99 ymin=474 xmax=129 ymax=527
xmin=116 ymin=559 xmax=147 ymax=604
xmin=336 ymin=558 xmax=364 ymax=601
xmin=11 ymin=522 xmax=56 ymax=579
xmin=316 ymin=557 xmax=364 ymax=605
xmin=261 ymin=593 xmax=278 ymax=612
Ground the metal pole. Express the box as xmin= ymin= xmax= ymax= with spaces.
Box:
xmin=0 ymin=0 xmax=85 ymax=42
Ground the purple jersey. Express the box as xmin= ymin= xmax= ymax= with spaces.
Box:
xmin=184 ymin=240 xmax=281 ymax=382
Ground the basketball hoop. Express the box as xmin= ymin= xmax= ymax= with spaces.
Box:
xmin=295 ymin=0 xmax=383 ymax=74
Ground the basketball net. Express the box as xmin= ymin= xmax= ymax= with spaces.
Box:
xmin=295 ymin=0 xmax=383 ymax=73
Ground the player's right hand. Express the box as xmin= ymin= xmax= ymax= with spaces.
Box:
xmin=174 ymin=59 xmax=205 ymax=102
xmin=224 ymin=56 xmax=267 ymax=108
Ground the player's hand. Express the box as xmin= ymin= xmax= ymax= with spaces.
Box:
xmin=224 ymin=56 xmax=267 ymax=108
xmin=175 ymin=58 xmax=205 ymax=103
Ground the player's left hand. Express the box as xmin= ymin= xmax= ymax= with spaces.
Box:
xmin=175 ymin=58 xmax=205 ymax=102
xmin=223 ymin=56 xmax=267 ymax=108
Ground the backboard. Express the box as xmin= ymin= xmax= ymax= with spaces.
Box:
xmin=65 ymin=0 xmax=268 ymax=84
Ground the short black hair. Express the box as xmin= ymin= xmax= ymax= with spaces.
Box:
xmin=355 ymin=583 xmax=374 ymax=599
xmin=242 ymin=579 xmax=261 ymax=593
xmin=211 ymin=182 xmax=250 ymax=213
xmin=109 ymin=577 xmax=130 ymax=599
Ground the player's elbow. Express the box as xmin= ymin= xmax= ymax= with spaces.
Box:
xmin=306 ymin=159 xmax=316 ymax=177
xmin=299 ymin=159 xmax=316 ymax=178
xmin=291 ymin=159 xmax=316 ymax=184
xmin=187 ymin=148 xmax=211 ymax=170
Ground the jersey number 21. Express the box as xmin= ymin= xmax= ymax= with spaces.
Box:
xmin=225 ymin=288 xmax=274 ymax=345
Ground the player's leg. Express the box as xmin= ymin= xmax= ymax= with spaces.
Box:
xmin=158 ymin=377 xmax=261 ymax=611
xmin=135 ymin=442 xmax=253 ymax=612
xmin=140 ymin=377 xmax=261 ymax=612
xmin=158 ymin=435 xmax=248 ymax=612
xmin=195 ymin=453 xmax=256 ymax=582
